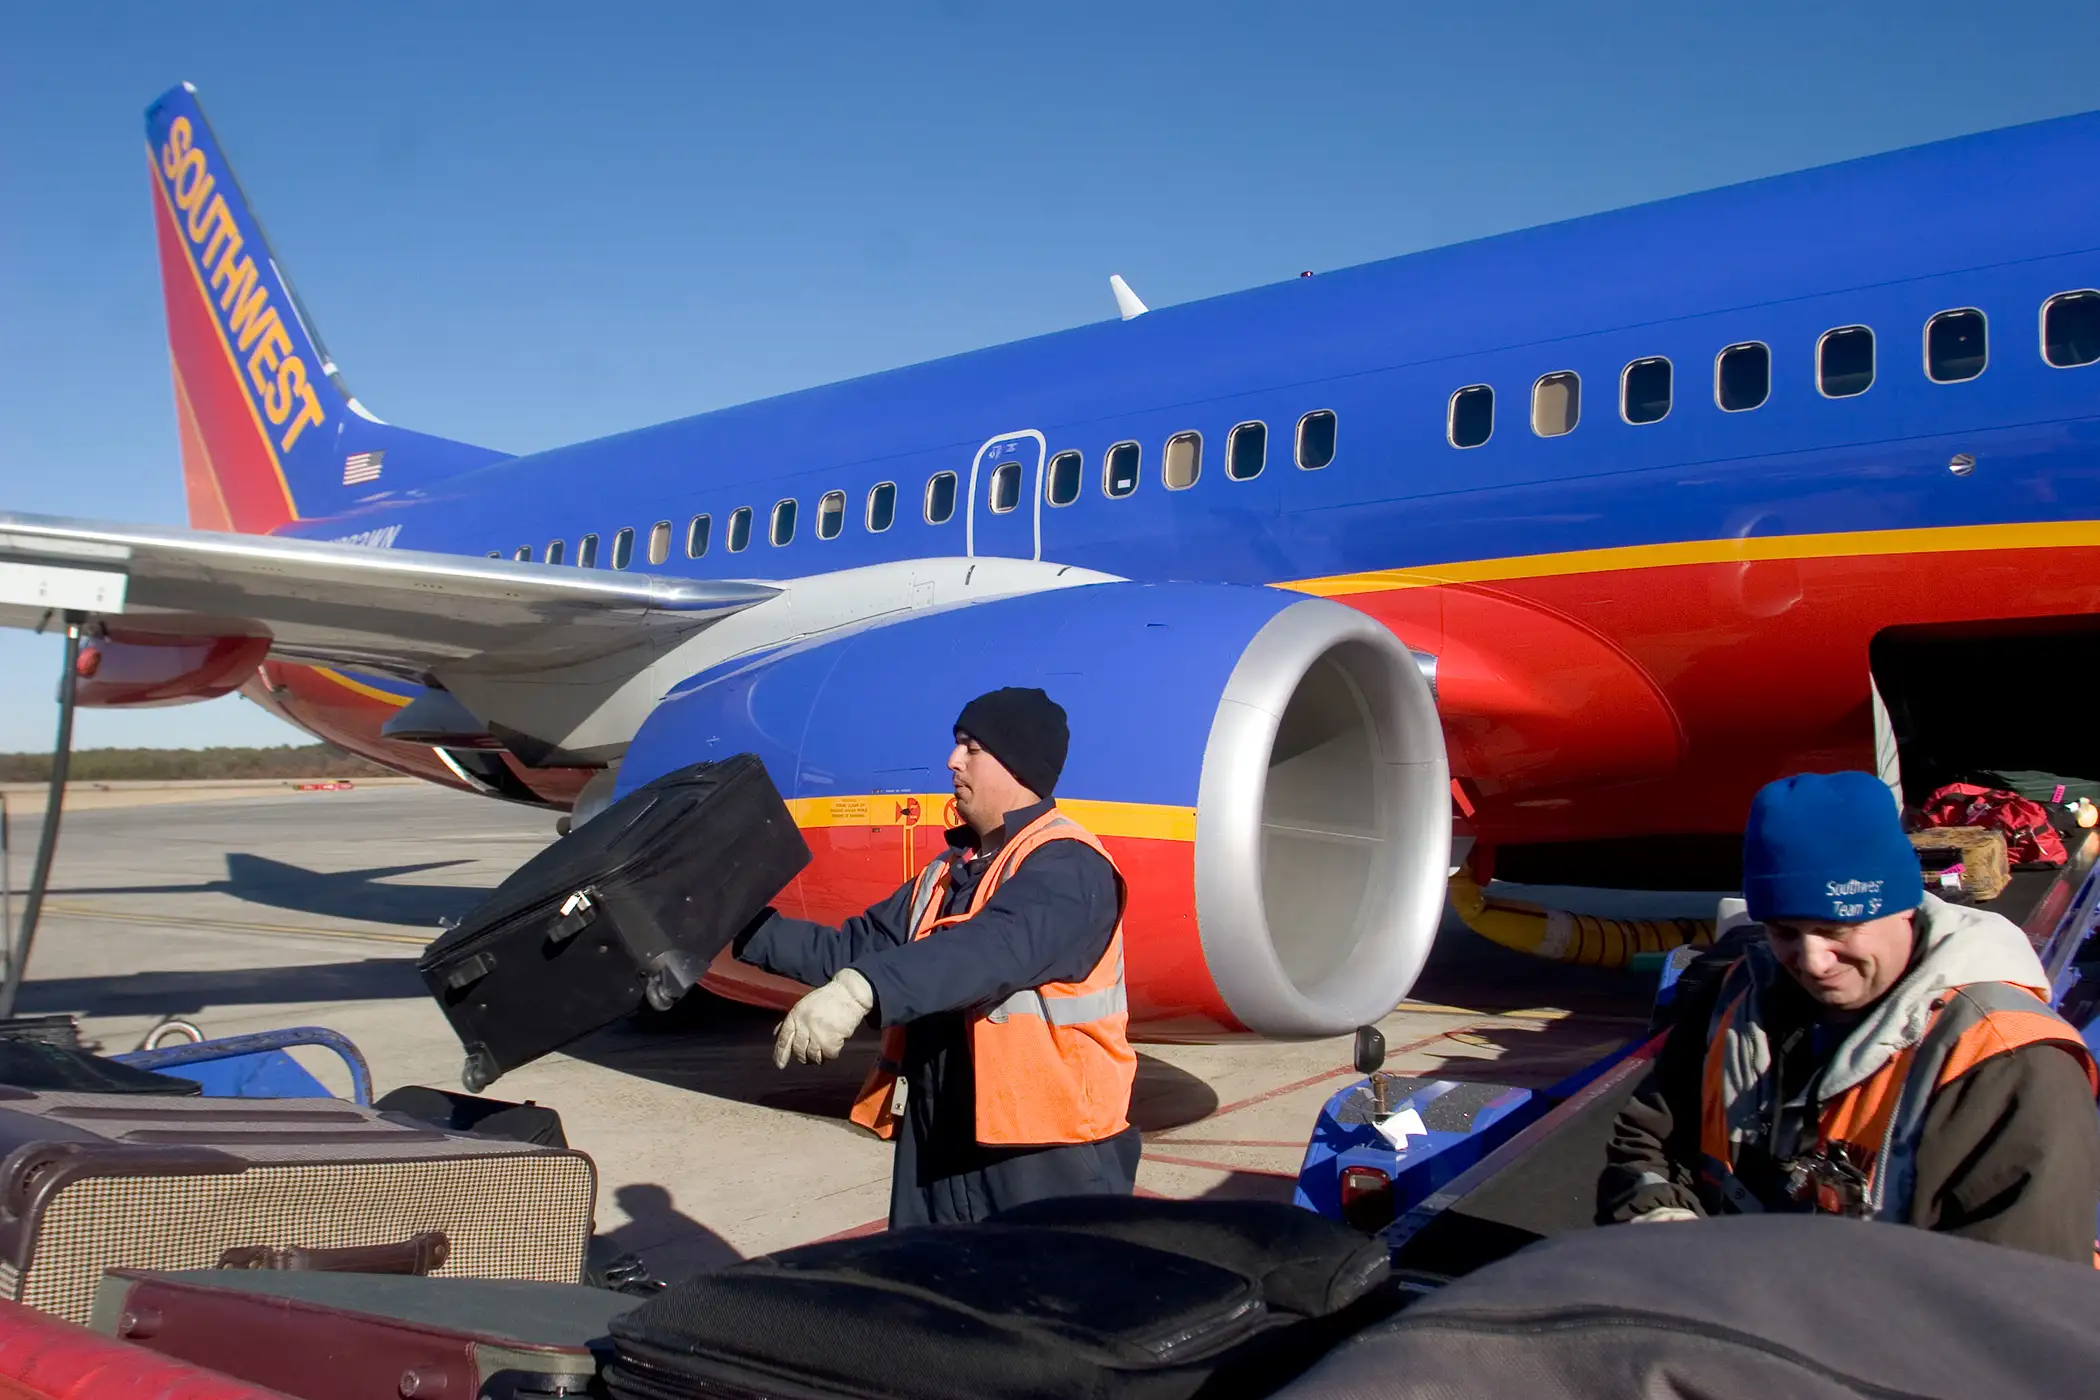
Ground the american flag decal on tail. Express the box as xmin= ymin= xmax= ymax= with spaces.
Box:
xmin=342 ymin=451 xmax=385 ymax=485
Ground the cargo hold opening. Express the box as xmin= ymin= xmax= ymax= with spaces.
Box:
xmin=1871 ymin=616 xmax=2100 ymax=806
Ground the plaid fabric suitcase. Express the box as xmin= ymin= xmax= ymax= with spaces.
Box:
xmin=0 ymin=1088 xmax=596 ymax=1325
xmin=90 ymin=1269 xmax=640 ymax=1400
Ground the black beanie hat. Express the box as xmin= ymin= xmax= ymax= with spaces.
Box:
xmin=954 ymin=687 xmax=1068 ymax=799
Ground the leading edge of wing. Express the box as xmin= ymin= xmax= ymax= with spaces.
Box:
xmin=0 ymin=510 xmax=779 ymax=671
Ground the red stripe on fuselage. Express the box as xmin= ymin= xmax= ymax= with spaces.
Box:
xmin=1337 ymin=540 xmax=2100 ymax=845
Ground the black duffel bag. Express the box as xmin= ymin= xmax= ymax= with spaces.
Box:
xmin=605 ymin=1198 xmax=1393 ymax=1400
xmin=1275 ymin=1214 xmax=2100 ymax=1400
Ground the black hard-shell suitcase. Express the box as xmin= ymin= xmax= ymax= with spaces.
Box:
xmin=420 ymin=754 xmax=811 ymax=1090
xmin=91 ymin=1268 xmax=641 ymax=1400
xmin=604 ymin=1200 xmax=1394 ymax=1400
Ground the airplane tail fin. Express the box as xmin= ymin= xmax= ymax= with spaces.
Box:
xmin=144 ymin=84 xmax=506 ymax=533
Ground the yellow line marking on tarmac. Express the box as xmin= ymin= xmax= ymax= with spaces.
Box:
xmin=1397 ymin=1001 xmax=1563 ymax=1020
xmin=41 ymin=901 xmax=427 ymax=948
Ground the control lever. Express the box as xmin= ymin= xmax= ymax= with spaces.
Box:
xmin=1353 ymin=1024 xmax=1394 ymax=1118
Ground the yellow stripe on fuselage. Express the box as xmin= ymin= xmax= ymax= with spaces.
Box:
xmin=1280 ymin=519 xmax=2100 ymax=597
xmin=785 ymin=793 xmax=1195 ymax=843
xmin=309 ymin=666 xmax=412 ymax=708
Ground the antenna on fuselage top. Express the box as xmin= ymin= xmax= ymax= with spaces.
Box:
xmin=1109 ymin=275 xmax=1148 ymax=321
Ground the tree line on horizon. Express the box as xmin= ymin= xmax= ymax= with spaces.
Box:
xmin=0 ymin=744 xmax=394 ymax=784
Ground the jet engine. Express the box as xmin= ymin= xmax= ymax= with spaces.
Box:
xmin=618 ymin=582 xmax=1449 ymax=1040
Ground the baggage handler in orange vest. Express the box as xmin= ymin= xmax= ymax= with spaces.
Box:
xmin=1598 ymin=770 xmax=2100 ymax=1262
xmin=734 ymin=687 xmax=1140 ymax=1227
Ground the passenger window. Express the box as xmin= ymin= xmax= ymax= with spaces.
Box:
xmin=1296 ymin=410 xmax=1337 ymax=469
xmin=686 ymin=514 xmax=711 ymax=558
xmin=771 ymin=499 xmax=796 ymax=546
xmin=817 ymin=491 xmax=846 ymax=539
xmin=1531 ymin=373 xmax=1579 ymax=436
xmin=545 ymin=540 xmax=565 ymax=566
xmin=727 ymin=507 xmax=752 ymax=552
xmin=1104 ymin=442 xmax=1141 ymax=498
xmin=513 ymin=545 xmax=532 ymax=562
xmin=1226 ymin=422 xmax=1266 ymax=480
xmin=1621 ymin=358 xmax=1671 ymax=425
xmin=867 ymin=482 xmax=897 ymax=532
xmin=1716 ymin=342 xmax=1770 ymax=411
xmin=1047 ymin=451 xmax=1083 ymax=505
xmin=648 ymin=520 xmax=672 ymax=565
xmin=1163 ymin=432 xmax=1202 ymax=490
xmin=1448 ymin=386 xmax=1492 ymax=448
xmin=578 ymin=534 xmax=599 ymax=568
xmin=1925 ymin=309 xmax=1986 ymax=383
xmin=1818 ymin=326 xmax=1875 ymax=397
xmin=2043 ymin=291 xmax=2100 ymax=368
xmin=925 ymin=472 xmax=958 ymax=524
xmin=988 ymin=460 xmax=1022 ymax=513
xmin=612 ymin=528 xmax=634 ymax=570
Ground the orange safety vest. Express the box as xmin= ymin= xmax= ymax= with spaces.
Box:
xmin=1699 ymin=965 xmax=2099 ymax=1237
xmin=849 ymin=808 xmax=1136 ymax=1147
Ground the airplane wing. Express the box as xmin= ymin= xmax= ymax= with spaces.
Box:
xmin=0 ymin=511 xmax=777 ymax=680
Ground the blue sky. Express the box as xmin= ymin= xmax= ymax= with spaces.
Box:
xmin=5 ymin=2 xmax=2099 ymax=751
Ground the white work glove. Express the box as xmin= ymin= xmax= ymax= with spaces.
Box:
xmin=773 ymin=968 xmax=875 ymax=1068
xmin=1628 ymin=1206 xmax=1701 ymax=1224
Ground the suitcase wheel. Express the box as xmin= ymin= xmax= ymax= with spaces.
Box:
xmin=642 ymin=951 xmax=701 ymax=1013
xmin=461 ymin=1046 xmax=501 ymax=1093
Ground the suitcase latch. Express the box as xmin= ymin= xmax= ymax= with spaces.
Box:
xmin=444 ymin=951 xmax=497 ymax=991
xmin=549 ymin=889 xmax=598 ymax=945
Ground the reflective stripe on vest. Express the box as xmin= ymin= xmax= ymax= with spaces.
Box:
xmin=1700 ymin=964 xmax=2098 ymax=1229
xmin=849 ymin=810 xmax=1135 ymax=1146
xmin=984 ymin=959 xmax=1129 ymax=1026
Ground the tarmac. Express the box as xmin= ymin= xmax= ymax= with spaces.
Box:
xmin=1 ymin=783 xmax=1653 ymax=1278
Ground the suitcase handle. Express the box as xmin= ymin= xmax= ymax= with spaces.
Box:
xmin=216 ymin=1229 xmax=451 ymax=1275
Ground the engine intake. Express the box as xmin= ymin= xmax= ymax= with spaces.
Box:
xmin=620 ymin=580 xmax=1448 ymax=1039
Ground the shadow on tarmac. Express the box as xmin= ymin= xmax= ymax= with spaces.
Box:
xmin=594 ymin=1183 xmax=744 ymax=1278
xmin=571 ymin=992 xmax=1220 ymax=1131
xmin=54 ymin=853 xmax=489 ymax=928
xmin=1412 ymin=922 xmax=1653 ymax=1021
xmin=16 ymin=958 xmax=426 ymax=1017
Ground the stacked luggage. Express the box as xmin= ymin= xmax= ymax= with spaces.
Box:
xmin=83 ymin=1198 xmax=1395 ymax=1400
xmin=0 ymin=1085 xmax=597 ymax=1326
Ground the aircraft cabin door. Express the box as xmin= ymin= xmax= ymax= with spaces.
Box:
xmin=966 ymin=430 xmax=1045 ymax=561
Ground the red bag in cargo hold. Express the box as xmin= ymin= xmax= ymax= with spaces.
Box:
xmin=1917 ymin=784 xmax=2066 ymax=868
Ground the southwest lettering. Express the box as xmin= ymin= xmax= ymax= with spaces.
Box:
xmin=160 ymin=116 xmax=192 ymax=178
xmin=228 ymin=293 xmax=277 ymax=355
xmin=249 ymin=320 xmax=293 ymax=421
xmin=158 ymin=107 xmax=329 ymax=460
xmin=211 ymin=246 xmax=254 ymax=304
xmin=171 ymin=148 xmax=208 ymax=209
xmin=199 ymin=197 xmax=239 ymax=271
xmin=184 ymin=171 xmax=218 ymax=239
xmin=279 ymin=365 xmax=325 ymax=452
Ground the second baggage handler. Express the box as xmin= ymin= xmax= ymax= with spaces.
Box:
xmin=1597 ymin=770 xmax=2100 ymax=1262
xmin=734 ymin=686 xmax=1140 ymax=1227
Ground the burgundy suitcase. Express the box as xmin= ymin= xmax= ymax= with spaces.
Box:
xmin=0 ymin=1088 xmax=597 ymax=1325
xmin=91 ymin=1269 xmax=639 ymax=1400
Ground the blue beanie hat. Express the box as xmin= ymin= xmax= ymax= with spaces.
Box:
xmin=1743 ymin=771 xmax=1921 ymax=924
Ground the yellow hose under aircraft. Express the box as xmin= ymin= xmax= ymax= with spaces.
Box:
xmin=1448 ymin=870 xmax=1714 ymax=969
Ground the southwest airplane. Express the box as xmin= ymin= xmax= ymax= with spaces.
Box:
xmin=4 ymin=84 xmax=2097 ymax=1042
